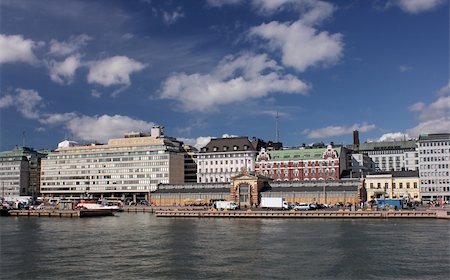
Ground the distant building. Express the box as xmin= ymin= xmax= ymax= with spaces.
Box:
xmin=255 ymin=145 xmax=345 ymax=181
xmin=417 ymin=133 xmax=450 ymax=201
xmin=357 ymin=140 xmax=418 ymax=172
xmin=182 ymin=144 xmax=198 ymax=183
xmin=0 ymin=146 xmax=47 ymax=197
xmin=40 ymin=126 xmax=187 ymax=201
xmin=196 ymin=137 xmax=277 ymax=183
xmin=365 ymin=171 xmax=420 ymax=202
xmin=343 ymin=151 xmax=375 ymax=179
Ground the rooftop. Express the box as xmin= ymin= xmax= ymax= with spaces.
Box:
xmin=263 ymin=146 xmax=342 ymax=161
xmin=418 ymin=133 xmax=450 ymax=141
xmin=358 ymin=140 xmax=416 ymax=151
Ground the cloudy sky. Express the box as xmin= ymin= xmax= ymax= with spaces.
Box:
xmin=0 ymin=0 xmax=448 ymax=150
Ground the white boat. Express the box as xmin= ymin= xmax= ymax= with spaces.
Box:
xmin=75 ymin=200 xmax=123 ymax=212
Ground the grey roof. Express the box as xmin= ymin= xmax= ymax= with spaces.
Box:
xmin=367 ymin=170 xmax=419 ymax=178
xmin=263 ymin=186 xmax=358 ymax=193
xmin=358 ymin=141 xmax=416 ymax=151
xmin=418 ymin=133 xmax=450 ymax=141
xmin=200 ymin=137 xmax=256 ymax=153
xmin=154 ymin=188 xmax=229 ymax=194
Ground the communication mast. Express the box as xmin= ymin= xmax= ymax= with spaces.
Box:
xmin=275 ymin=111 xmax=280 ymax=143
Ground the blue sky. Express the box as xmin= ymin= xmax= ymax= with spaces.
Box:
xmin=0 ymin=0 xmax=449 ymax=150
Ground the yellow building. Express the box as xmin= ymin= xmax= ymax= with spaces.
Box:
xmin=365 ymin=171 xmax=420 ymax=202
xmin=40 ymin=126 xmax=185 ymax=201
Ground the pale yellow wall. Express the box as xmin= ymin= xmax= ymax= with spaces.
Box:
xmin=365 ymin=176 xmax=420 ymax=201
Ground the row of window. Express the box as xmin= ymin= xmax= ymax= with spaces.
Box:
xmin=42 ymin=160 xmax=170 ymax=170
xmin=366 ymin=182 xmax=418 ymax=189
xmin=420 ymin=156 xmax=449 ymax=162
xmin=419 ymin=149 xmax=449 ymax=154
xmin=419 ymin=164 xmax=449 ymax=170
xmin=420 ymin=179 xmax=450 ymax=185
xmin=419 ymin=141 xmax=450 ymax=147
xmin=198 ymin=153 xmax=254 ymax=159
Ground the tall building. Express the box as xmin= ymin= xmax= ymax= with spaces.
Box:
xmin=417 ymin=133 xmax=450 ymax=201
xmin=357 ymin=140 xmax=418 ymax=172
xmin=255 ymin=145 xmax=345 ymax=181
xmin=196 ymin=137 xmax=271 ymax=183
xmin=182 ymin=144 xmax=198 ymax=183
xmin=40 ymin=126 xmax=186 ymax=201
xmin=0 ymin=146 xmax=47 ymax=197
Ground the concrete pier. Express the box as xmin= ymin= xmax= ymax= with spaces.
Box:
xmin=155 ymin=209 xmax=448 ymax=219
xmin=8 ymin=209 xmax=114 ymax=218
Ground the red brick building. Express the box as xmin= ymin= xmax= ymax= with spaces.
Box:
xmin=255 ymin=145 xmax=345 ymax=181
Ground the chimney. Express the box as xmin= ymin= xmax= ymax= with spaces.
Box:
xmin=353 ymin=130 xmax=360 ymax=145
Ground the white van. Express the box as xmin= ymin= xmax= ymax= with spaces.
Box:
xmin=294 ymin=203 xmax=310 ymax=211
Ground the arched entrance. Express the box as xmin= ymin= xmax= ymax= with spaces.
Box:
xmin=238 ymin=183 xmax=251 ymax=208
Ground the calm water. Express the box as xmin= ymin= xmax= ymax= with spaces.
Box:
xmin=1 ymin=213 xmax=449 ymax=280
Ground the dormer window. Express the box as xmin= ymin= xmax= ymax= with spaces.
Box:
xmin=223 ymin=146 xmax=228 ymax=151
xmin=213 ymin=146 xmax=218 ymax=152
xmin=233 ymin=146 xmax=238 ymax=150
xmin=244 ymin=145 xmax=248 ymax=150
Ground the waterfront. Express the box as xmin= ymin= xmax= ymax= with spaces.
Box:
xmin=1 ymin=213 xmax=449 ymax=280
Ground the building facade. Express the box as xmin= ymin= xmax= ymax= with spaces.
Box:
xmin=357 ymin=141 xmax=418 ymax=172
xmin=417 ymin=133 xmax=450 ymax=201
xmin=365 ymin=171 xmax=421 ymax=202
xmin=0 ymin=146 xmax=47 ymax=197
xmin=196 ymin=137 xmax=259 ymax=183
xmin=40 ymin=126 xmax=186 ymax=201
xmin=152 ymin=171 xmax=363 ymax=207
xmin=255 ymin=145 xmax=344 ymax=181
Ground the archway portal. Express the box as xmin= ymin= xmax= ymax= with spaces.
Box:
xmin=239 ymin=183 xmax=251 ymax=207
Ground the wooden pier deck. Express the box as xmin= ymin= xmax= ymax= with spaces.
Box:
xmin=155 ymin=209 xmax=450 ymax=219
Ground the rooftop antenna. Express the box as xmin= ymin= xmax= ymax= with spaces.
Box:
xmin=275 ymin=111 xmax=280 ymax=143
xmin=22 ymin=131 xmax=26 ymax=147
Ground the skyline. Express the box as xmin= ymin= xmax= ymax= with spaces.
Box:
xmin=0 ymin=0 xmax=449 ymax=150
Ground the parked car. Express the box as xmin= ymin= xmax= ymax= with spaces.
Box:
xmin=294 ymin=203 xmax=310 ymax=211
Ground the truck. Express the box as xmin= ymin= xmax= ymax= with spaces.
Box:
xmin=260 ymin=197 xmax=290 ymax=210
xmin=214 ymin=201 xmax=239 ymax=210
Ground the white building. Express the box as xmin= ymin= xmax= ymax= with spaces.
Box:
xmin=417 ymin=133 xmax=450 ymax=201
xmin=40 ymin=126 xmax=186 ymax=201
xmin=197 ymin=137 xmax=261 ymax=183
xmin=358 ymin=141 xmax=418 ymax=172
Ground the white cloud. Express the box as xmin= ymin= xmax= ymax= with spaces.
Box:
xmin=163 ymin=8 xmax=185 ymax=25
xmin=437 ymin=80 xmax=450 ymax=95
xmin=40 ymin=112 xmax=78 ymax=125
xmin=409 ymin=95 xmax=450 ymax=121
xmin=160 ymin=52 xmax=309 ymax=111
xmin=91 ymin=90 xmax=102 ymax=98
xmin=48 ymin=54 xmax=82 ymax=84
xmin=0 ymin=34 xmax=39 ymax=64
xmin=304 ymin=123 xmax=376 ymax=139
xmin=14 ymin=89 xmax=43 ymax=119
xmin=250 ymin=19 xmax=343 ymax=72
xmin=87 ymin=56 xmax=146 ymax=87
xmin=399 ymin=65 xmax=412 ymax=72
xmin=406 ymin=117 xmax=450 ymax=137
xmin=391 ymin=0 xmax=444 ymax=14
xmin=49 ymin=34 xmax=91 ymax=56
xmin=0 ymin=95 xmax=14 ymax=108
xmin=65 ymin=114 xmax=155 ymax=142
xmin=206 ymin=0 xmax=243 ymax=7
xmin=208 ymin=0 xmax=335 ymax=24
xmin=376 ymin=132 xmax=411 ymax=142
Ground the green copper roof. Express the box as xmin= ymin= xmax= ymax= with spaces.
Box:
xmin=266 ymin=147 xmax=341 ymax=161
xmin=0 ymin=146 xmax=46 ymax=159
